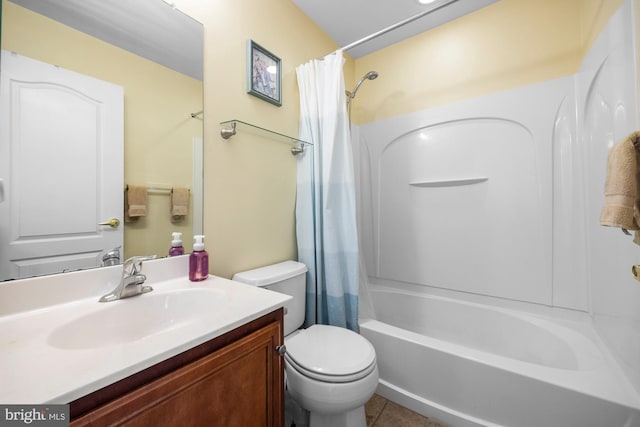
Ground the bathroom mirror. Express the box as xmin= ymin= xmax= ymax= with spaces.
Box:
xmin=0 ymin=0 xmax=203 ymax=281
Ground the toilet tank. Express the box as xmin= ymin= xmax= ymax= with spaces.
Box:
xmin=232 ymin=260 xmax=307 ymax=336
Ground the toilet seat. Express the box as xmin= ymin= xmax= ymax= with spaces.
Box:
xmin=285 ymin=324 xmax=377 ymax=383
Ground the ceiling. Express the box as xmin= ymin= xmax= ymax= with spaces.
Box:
xmin=9 ymin=0 xmax=203 ymax=80
xmin=12 ymin=0 xmax=495 ymax=76
xmin=291 ymin=0 xmax=499 ymax=58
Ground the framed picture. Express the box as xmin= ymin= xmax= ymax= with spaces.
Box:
xmin=247 ymin=40 xmax=282 ymax=106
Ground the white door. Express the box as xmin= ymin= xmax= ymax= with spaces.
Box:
xmin=0 ymin=50 xmax=124 ymax=280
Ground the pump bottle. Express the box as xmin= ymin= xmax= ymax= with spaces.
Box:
xmin=169 ymin=232 xmax=184 ymax=256
xmin=189 ymin=235 xmax=208 ymax=281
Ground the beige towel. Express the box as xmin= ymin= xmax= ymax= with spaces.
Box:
xmin=171 ymin=187 xmax=189 ymax=220
xmin=600 ymin=132 xmax=640 ymax=242
xmin=125 ymin=185 xmax=147 ymax=222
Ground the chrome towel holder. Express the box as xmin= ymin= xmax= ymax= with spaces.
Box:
xmin=219 ymin=119 xmax=311 ymax=156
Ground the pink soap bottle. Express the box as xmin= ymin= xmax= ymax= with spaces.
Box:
xmin=189 ymin=235 xmax=208 ymax=281
xmin=169 ymin=232 xmax=184 ymax=256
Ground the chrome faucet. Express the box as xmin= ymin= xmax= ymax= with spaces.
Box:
xmin=101 ymin=246 xmax=121 ymax=267
xmin=99 ymin=255 xmax=157 ymax=302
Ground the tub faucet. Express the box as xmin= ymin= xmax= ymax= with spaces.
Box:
xmin=99 ymin=255 xmax=157 ymax=302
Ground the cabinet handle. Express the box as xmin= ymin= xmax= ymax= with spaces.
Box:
xmin=275 ymin=345 xmax=286 ymax=356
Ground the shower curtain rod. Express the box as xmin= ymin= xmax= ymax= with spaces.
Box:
xmin=322 ymin=0 xmax=459 ymax=58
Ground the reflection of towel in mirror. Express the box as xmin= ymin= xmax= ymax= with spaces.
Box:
xmin=171 ymin=187 xmax=189 ymax=221
xmin=600 ymin=131 xmax=640 ymax=244
xmin=125 ymin=185 xmax=147 ymax=222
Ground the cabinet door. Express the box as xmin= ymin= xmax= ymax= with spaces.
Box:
xmin=72 ymin=321 xmax=283 ymax=427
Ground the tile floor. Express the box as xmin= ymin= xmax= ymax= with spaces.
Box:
xmin=365 ymin=394 xmax=449 ymax=427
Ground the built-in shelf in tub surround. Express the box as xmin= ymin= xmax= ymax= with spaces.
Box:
xmin=408 ymin=177 xmax=489 ymax=187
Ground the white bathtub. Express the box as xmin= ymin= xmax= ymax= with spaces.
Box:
xmin=359 ymin=286 xmax=640 ymax=427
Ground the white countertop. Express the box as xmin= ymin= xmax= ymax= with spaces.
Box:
xmin=0 ymin=256 xmax=290 ymax=404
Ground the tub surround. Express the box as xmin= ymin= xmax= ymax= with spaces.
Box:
xmin=356 ymin=75 xmax=566 ymax=308
xmin=580 ymin=0 xmax=640 ymax=394
xmin=353 ymin=0 xmax=640 ymax=423
xmin=0 ymin=255 xmax=290 ymax=404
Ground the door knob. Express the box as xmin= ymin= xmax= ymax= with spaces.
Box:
xmin=99 ymin=218 xmax=121 ymax=228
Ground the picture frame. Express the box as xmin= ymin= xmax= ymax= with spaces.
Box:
xmin=247 ymin=40 xmax=282 ymax=106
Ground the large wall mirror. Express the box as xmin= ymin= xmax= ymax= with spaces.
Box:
xmin=0 ymin=0 xmax=204 ymax=281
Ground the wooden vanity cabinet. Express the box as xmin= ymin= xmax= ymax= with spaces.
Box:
xmin=70 ymin=309 xmax=284 ymax=427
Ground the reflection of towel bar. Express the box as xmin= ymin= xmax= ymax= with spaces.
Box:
xmin=147 ymin=186 xmax=190 ymax=195
xmin=409 ymin=177 xmax=488 ymax=187
xmin=126 ymin=185 xmax=190 ymax=194
xmin=147 ymin=185 xmax=173 ymax=193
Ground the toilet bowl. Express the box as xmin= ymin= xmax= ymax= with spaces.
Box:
xmin=232 ymin=261 xmax=379 ymax=427
xmin=285 ymin=324 xmax=378 ymax=426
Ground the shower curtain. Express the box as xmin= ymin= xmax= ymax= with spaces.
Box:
xmin=295 ymin=51 xmax=360 ymax=331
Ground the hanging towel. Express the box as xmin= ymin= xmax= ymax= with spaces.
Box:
xmin=600 ymin=131 xmax=640 ymax=241
xmin=125 ymin=185 xmax=147 ymax=222
xmin=171 ymin=187 xmax=189 ymax=221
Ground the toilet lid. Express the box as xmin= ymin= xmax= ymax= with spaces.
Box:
xmin=285 ymin=325 xmax=376 ymax=383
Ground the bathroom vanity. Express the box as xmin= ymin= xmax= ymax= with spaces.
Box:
xmin=0 ymin=256 xmax=290 ymax=426
xmin=71 ymin=309 xmax=284 ymax=426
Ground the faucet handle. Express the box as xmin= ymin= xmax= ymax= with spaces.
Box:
xmin=123 ymin=255 xmax=157 ymax=275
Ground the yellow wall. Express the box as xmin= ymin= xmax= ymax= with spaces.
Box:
xmin=352 ymin=0 xmax=624 ymax=124
xmin=172 ymin=0 xmax=626 ymax=278
xmin=6 ymin=0 xmax=623 ymax=279
xmin=173 ymin=0 xmax=343 ymax=278
xmin=2 ymin=1 xmax=202 ymax=259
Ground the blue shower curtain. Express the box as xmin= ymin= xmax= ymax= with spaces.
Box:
xmin=295 ymin=51 xmax=359 ymax=331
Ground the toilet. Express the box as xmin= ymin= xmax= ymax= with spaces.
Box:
xmin=232 ymin=260 xmax=378 ymax=427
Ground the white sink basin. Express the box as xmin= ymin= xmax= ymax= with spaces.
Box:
xmin=1 ymin=256 xmax=291 ymax=404
xmin=47 ymin=288 xmax=226 ymax=349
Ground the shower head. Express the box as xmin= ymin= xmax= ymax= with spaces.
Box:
xmin=347 ymin=70 xmax=379 ymax=104
xmin=365 ymin=71 xmax=379 ymax=80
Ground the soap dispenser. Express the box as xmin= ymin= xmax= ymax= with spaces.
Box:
xmin=169 ymin=232 xmax=184 ymax=256
xmin=189 ymin=235 xmax=208 ymax=281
